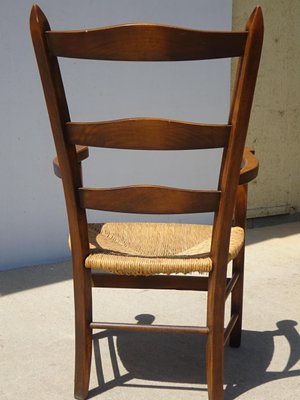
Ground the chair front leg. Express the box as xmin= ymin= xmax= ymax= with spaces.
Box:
xmin=230 ymin=184 xmax=248 ymax=348
xmin=229 ymin=246 xmax=245 ymax=348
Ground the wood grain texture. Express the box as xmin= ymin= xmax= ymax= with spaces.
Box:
xmin=53 ymin=145 xmax=259 ymax=183
xmin=91 ymin=273 xmax=233 ymax=291
xmin=230 ymin=183 xmax=248 ymax=348
xmin=30 ymin=6 xmax=93 ymax=399
xmin=46 ymin=24 xmax=247 ymax=61
xmin=224 ymin=313 xmax=239 ymax=345
xmin=78 ymin=185 xmax=221 ymax=214
xmin=225 ymin=272 xmax=240 ymax=299
xmin=53 ymin=145 xmax=89 ymax=178
xmin=30 ymin=4 xmax=264 ymax=399
xmin=206 ymin=8 xmax=263 ymax=399
xmin=91 ymin=273 xmax=209 ymax=291
xmin=66 ymin=119 xmax=230 ymax=150
xmin=239 ymin=147 xmax=259 ymax=185
xmin=90 ymin=321 xmax=209 ymax=334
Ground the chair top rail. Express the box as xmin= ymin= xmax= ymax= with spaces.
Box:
xmin=46 ymin=24 xmax=247 ymax=61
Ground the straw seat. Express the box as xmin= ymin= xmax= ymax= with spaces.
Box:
xmin=85 ymin=223 xmax=244 ymax=275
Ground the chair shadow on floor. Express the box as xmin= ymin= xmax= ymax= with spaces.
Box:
xmin=89 ymin=316 xmax=300 ymax=399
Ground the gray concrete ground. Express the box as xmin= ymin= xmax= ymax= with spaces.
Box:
xmin=1 ymin=222 xmax=299 ymax=399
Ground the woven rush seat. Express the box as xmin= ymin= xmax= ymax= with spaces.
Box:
xmin=84 ymin=222 xmax=244 ymax=275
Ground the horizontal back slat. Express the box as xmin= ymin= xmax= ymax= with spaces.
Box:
xmin=46 ymin=24 xmax=247 ymax=61
xmin=66 ymin=119 xmax=230 ymax=150
xmin=78 ymin=185 xmax=220 ymax=214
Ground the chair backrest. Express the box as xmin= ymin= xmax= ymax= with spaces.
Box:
xmin=30 ymin=5 xmax=263 ymax=271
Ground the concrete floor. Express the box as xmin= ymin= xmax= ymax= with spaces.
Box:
xmin=0 ymin=222 xmax=299 ymax=399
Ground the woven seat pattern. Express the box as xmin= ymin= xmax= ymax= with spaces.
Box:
xmin=84 ymin=222 xmax=244 ymax=275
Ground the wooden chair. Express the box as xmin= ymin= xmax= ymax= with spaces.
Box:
xmin=30 ymin=4 xmax=263 ymax=399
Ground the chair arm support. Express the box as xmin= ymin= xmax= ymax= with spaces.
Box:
xmin=53 ymin=145 xmax=89 ymax=178
xmin=239 ymin=147 xmax=259 ymax=185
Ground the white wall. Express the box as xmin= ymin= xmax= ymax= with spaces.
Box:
xmin=0 ymin=0 xmax=232 ymax=270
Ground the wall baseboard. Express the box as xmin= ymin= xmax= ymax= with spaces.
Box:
xmin=247 ymin=212 xmax=300 ymax=229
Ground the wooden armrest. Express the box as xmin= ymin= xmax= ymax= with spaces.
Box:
xmin=52 ymin=145 xmax=257 ymax=184
xmin=239 ymin=147 xmax=259 ymax=185
xmin=53 ymin=145 xmax=89 ymax=178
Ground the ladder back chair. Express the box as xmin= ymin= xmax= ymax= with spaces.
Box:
xmin=30 ymin=4 xmax=263 ymax=400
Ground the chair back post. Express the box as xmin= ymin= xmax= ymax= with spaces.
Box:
xmin=209 ymin=6 xmax=263 ymax=309
xmin=30 ymin=5 xmax=90 ymax=266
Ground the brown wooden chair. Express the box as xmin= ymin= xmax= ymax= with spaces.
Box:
xmin=30 ymin=4 xmax=263 ymax=399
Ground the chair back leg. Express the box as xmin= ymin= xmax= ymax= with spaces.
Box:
xmin=206 ymin=269 xmax=226 ymax=400
xmin=73 ymin=262 xmax=93 ymax=400
xmin=206 ymin=317 xmax=225 ymax=399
